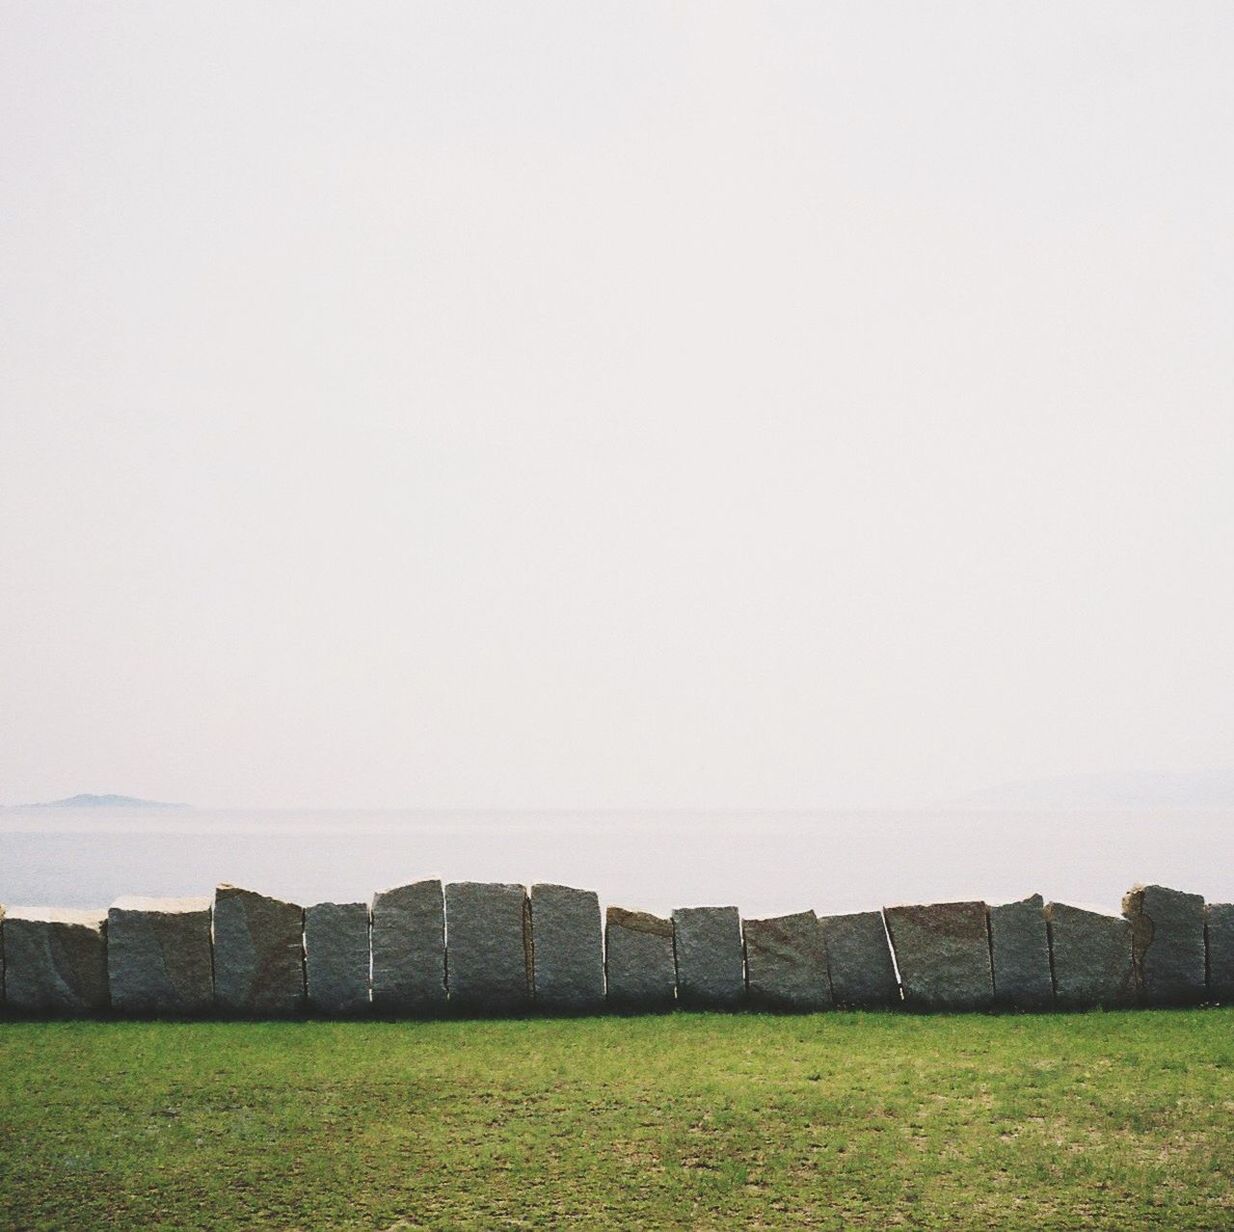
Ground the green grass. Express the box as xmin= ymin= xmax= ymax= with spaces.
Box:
xmin=1 ymin=1011 xmax=1232 ymax=1230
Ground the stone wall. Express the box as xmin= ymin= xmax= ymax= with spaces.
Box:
xmin=1 ymin=881 xmax=1232 ymax=1018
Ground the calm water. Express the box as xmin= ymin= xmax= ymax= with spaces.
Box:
xmin=1 ymin=807 xmax=1231 ymax=918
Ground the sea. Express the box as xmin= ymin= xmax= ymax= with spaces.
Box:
xmin=1 ymin=807 xmax=1230 ymax=917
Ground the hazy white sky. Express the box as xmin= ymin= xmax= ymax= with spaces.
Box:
xmin=2 ymin=3 xmax=1232 ymax=809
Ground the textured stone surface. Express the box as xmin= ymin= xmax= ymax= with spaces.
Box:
xmin=370 ymin=880 xmax=446 ymax=1015
xmin=989 ymin=894 xmax=1054 ymax=1011
xmin=306 ymin=901 xmax=370 ymax=1014
xmin=213 ymin=885 xmax=305 ymax=1016
xmin=604 ymin=907 xmax=676 ymax=1011
xmin=744 ymin=911 xmax=832 ymax=1011
xmin=530 ymin=884 xmax=604 ymax=1012
xmin=3 ymin=908 xmax=109 ymax=1013
xmin=672 ymin=906 xmax=744 ymax=1010
xmin=884 ymin=900 xmax=993 ymax=1012
xmin=1208 ymin=903 xmax=1234 ymax=1003
xmin=1122 ymin=884 xmax=1206 ymax=1007
xmin=817 ymin=911 xmax=900 ymax=1009
xmin=1046 ymin=903 xmax=1135 ymax=1010
xmin=444 ymin=882 xmax=531 ymax=1014
xmin=107 ymin=896 xmax=213 ymax=1015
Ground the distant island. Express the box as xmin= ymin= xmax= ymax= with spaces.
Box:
xmin=17 ymin=793 xmax=190 ymax=810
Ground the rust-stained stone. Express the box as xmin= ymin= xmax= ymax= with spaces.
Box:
xmin=1121 ymin=884 xmax=1206 ymax=1007
xmin=213 ymin=885 xmax=306 ymax=1016
xmin=989 ymin=894 xmax=1053 ymax=1011
xmin=605 ymin=907 xmax=676 ymax=1011
xmin=817 ymin=910 xmax=900 ymax=1009
xmin=3 ymin=907 xmax=110 ymax=1013
xmin=1046 ymin=903 xmax=1135 ymax=1010
xmin=744 ymin=911 xmax=832 ymax=1011
xmin=884 ymin=901 xmax=993 ymax=1012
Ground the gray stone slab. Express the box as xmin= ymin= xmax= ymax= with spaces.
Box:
xmin=744 ymin=910 xmax=832 ymax=1011
xmin=816 ymin=910 xmax=900 ymax=1009
xmin=1045 ymin=903 xmax=1135 ymax=1010
xmin=0 ymin=903 xmax=5 ymax=1008
xmin=989 ymin=894 xmax=1053 ymax=1011
xmin=3 ymin=908 xmax=109 ymax=1013
xmin=212 ymin=884 xmax=305 ymax=1016
xmin=107 ymin=896 xmax=213 ymax=1015
xmin=884 ymin=900 xmax=993 ymax=1013
xmin=604 ymin=907 xmax=676 ymax=1011
xmin=370 ymin=879 xmax=447 ymax=1015
xmin=530 ymin=883 xmax=604 ymax=1013
xmin=444 ymin=882 xmax=531 ymax=1014
xmin=1208 ymin=903 xmax=1234 ymax=1003
xmin=672 ymin=906 xmax=744 ymax=1010
xmin=1121 ymin=884 xmax=1206 ymax=1007
xmin=306 ymin=901 xmax=370 ymax=1015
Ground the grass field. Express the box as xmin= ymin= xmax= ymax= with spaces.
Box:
xmin=1 ymin=1010 xmax=1232 ymax=1230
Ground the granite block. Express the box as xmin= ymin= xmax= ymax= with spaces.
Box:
xmin=605 ymin=907 xmax=676 ymax=1011
xmin=107 ymin=895 xmax=213 ymax=1015
xmin=884 ymin=900 xmax=993 ymax=1012
xmin=744 ymin=910 xmax=832 ymax=1011
xmin=989 ymin=894 xmax=1053 ymax=1011
xmin=213 ymin=884 xmax=305 ymax=1016
xmin=444 ymin=882 xmax=531 ymax=1014
xmin=530 ymin=883 xmax=604 ymax=1012
xmin=817 ymin=910 xmax=900 ymax=1009
xmin=1046 ymin=902 xmax=1135 ymax=1010
xmin=306 ymin=900 xmax=370 ymax=1015
xmin=1122 ymin=884 xmax=1206 ymax=1007
xmin=1207 ymin=903 xmax=1234 ymax=1003
xmin=3 ymin=908 xmax=109 ymax=1013
xmin=371 ymin=880 xmax=447 ymax=1015
xmin=672 ymin=906 xmax=744 ymax=1010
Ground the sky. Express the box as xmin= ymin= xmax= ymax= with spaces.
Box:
xmin=2 ymin=3 xmax=1232 ymax=810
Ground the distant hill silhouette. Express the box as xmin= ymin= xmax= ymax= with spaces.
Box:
xmin=17 ymin=793 xmax=189 ymax=810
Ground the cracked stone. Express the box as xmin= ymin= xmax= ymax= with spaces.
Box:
xmin=1121 ymin=884 xmax=1206 ymax=1007
xmin=107 ymin=896 xmax=213 ymax=1015
xmin=213 ymin=885 xmax=305 ymax=1016
xmin=3 ymin=907 xmax=109 ymax=1013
